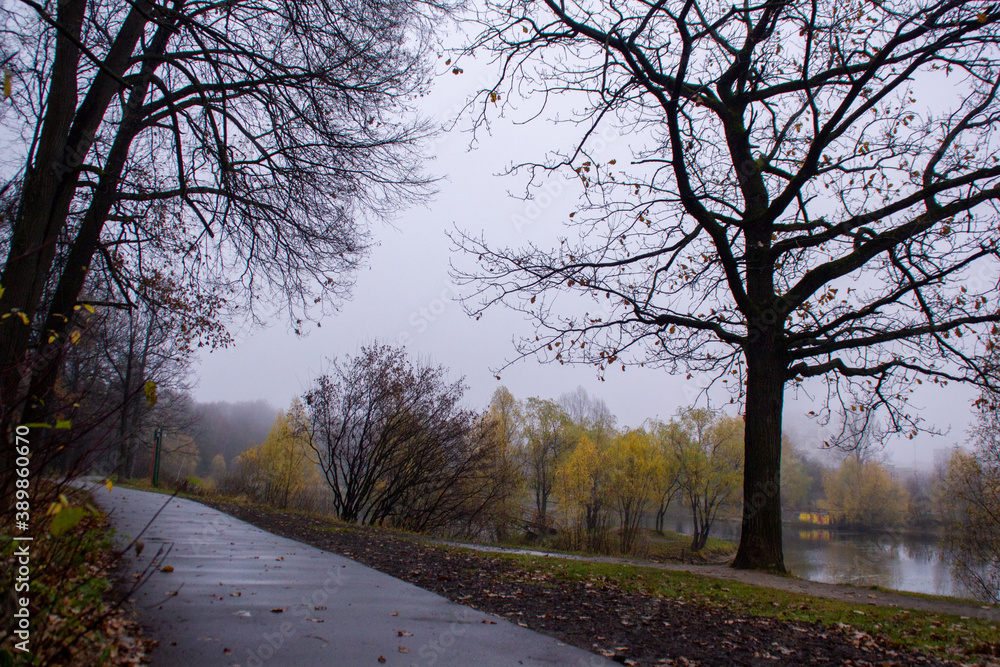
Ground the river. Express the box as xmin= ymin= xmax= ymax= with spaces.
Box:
xmin=670 ymin=518 xmax=976 ymax=599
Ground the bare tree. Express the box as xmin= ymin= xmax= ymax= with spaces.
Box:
xmin=453 ymin=0 xmax=1000 ymax=570
xmin=304 ymin=343 xmax=518 ymax=534
xmin=0 ymin=0 xmax=448 ymax=483
xmin=89 ymin=299 xmax=193 ymax=478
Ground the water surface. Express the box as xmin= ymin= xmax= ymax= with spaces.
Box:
xmin=671 ymin=518 xmax=975 ymax=599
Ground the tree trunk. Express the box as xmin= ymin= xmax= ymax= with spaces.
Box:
xmin=0 ymin=0 xmax=151 ymax=425
xmin=732 ymin=337 xmax=786 ymax=571
xmin=689 ymin=504 xmax=701 ymax=551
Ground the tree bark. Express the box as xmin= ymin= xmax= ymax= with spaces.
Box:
xmin=0 ymin=0 xmax=87 ymax=419
xmin=0 ymin=1 xmax=151 ymax=422
xmin=732 ymin=336 xmax=786 ymax=571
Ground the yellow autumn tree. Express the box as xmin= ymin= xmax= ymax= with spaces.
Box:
xmin=606 ymin=429 xmax=661 ymax=554
xmin=208 ymin=453 xmax=227 ymax=482
xmin=233 ymin=399 xmax=315 ymax=508
xmin=673 ymin=410 xmax=743 ymax=552
xmin=649 ymin=420 xmax=684 ymax=534
xmin=553 ymin=435 xmax=610 ymax=551
xmin=821 ymin=456 xmax=909 ymax=529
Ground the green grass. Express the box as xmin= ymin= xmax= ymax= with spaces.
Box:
xmin=867 ymin=584 xmax=992 ymax=607
xmin=478 ymin=552 xmax=1000 ymax=661
xmin=313 ymin=524 xmax=354 ymax=533
xmin=644 ymin=530 xmax=737 ymax=562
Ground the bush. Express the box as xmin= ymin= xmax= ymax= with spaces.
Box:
xmin=0 ymin=485 xmax=152 ymax=664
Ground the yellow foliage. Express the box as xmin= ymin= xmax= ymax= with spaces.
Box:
xmin=606 ymin=429 xmax=661 ymax=553
xmin=821 ymin=456 xmax=908 ymax=528
xmin=671 ymin=410 xmax=743 ymax=551
xmin=553 ymin=435 xmax=606 ymax=524
xmin=234 ymin=399 xmax=316 ymax=508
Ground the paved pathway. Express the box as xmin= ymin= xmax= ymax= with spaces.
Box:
xmin=88 ymin=484 xmax=612 ymax=667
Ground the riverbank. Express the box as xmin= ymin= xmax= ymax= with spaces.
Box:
xmin=194 ymin=496 xmax=1000 ymax=665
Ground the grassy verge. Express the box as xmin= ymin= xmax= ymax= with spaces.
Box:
xmin=0 ymin=485 xmax=151 ymax=666
xmin=866 ymin=585 xmax=992 ymax=607
xmin=483 ymin=552 xmax=1000 ymax=661
xmin=644 ymin=529 xmax=737 ymax=562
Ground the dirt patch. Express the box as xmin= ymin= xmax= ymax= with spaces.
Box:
xmin=194 ymin=499 xmax=983 ymax=666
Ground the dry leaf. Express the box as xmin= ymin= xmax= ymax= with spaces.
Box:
xmin=398 ymin=646 xmax=409 ymax=654
xmin=160 ymin=565 xmax=174 ymax=573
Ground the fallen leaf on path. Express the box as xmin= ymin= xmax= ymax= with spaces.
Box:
xmin=377 ymin=657 xmax=386 ymax=664
xmin=270 ymin=608 xmax=284 ymax=613
xmin=160 ymin=565 xmax=174 ymax=573
xmin=398 ymin=646 xmax=409 ymax=653
xmin=397 ymin=630 xmax=413 ymax=637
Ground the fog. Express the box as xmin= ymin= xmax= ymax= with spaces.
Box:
xmin=194 ymin=43 xmax=977 ymax=472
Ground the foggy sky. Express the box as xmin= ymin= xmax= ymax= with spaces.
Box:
xmin=194 ymin=42 xmax=977 ymax=471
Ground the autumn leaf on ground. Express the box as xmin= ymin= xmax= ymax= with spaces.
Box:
xmin=397 ymin=630 xmax=413 ymax=637
xmin=160 ymin=565 xmax=174 ymax=573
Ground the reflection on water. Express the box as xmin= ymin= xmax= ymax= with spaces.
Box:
xmin=782 ymin=529 xmax=972 ymax=598
xmin=670 ymin=518 xmax=975 ymax=599
xmin=798 ymin=530 xmax=831 ymax=541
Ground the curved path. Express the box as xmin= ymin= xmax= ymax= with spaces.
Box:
xmin=88 ymin=483 xmax=613 ymax=667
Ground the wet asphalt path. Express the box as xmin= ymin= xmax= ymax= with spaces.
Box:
xmin=87 ymin=483 xmax=612 ymax=667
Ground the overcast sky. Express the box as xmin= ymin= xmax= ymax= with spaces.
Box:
xmin=193 ymin=36 xmax=977 ymax=471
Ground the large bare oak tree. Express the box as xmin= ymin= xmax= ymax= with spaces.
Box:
xmin=453 ymin=0 xmax=1000 ymax=570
